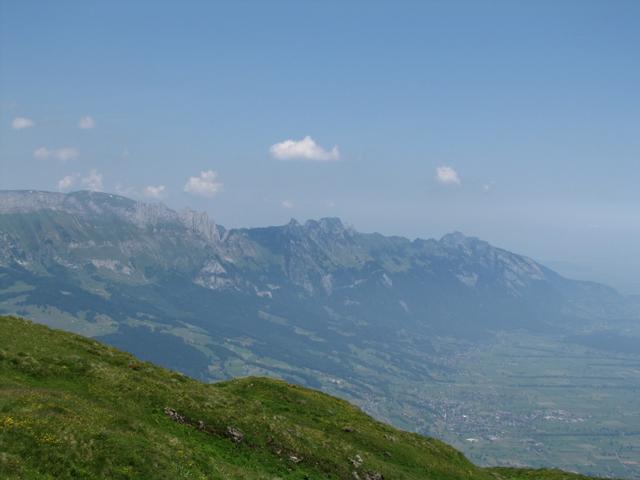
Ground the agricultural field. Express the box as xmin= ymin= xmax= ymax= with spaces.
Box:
xmin=414 ymin=332 xmax=640 ymax=479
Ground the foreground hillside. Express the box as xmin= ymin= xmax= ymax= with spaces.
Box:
xmin=0 ymin=316 xmax=601 ymax=480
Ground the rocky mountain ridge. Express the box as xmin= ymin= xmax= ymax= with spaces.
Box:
xmin=0 ymin=190 xmax=632 ymax=332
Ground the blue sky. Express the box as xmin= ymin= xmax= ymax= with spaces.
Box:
xmin=1 ymin=1 xmax=639 ymax=292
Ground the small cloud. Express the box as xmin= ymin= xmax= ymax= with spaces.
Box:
xmin=57 ymin=174 xmax=78 ymax=191
xmin=281 ymin=200 xmax=294 ymax=209
xmin=436 ymin=166 xmax=460 ymax=185
xmin=327 ymin=201 xmax=336 ymax=208
xmin=33 ymin=146 xmax=79 ymax=162
xmin=11 ymin=117 xmax=35 ymax=130
xmin=55 ymin=147 xmax=79 ymax=162
xmin=184 ymin=170 xmax=223 ymax=198
xmin=33 ymin=147 xmax=51 ymax=159
xmin=482 ymin=183 xmax=494 ymax=193
xmin=143 ymin=185 xmax=166 ymax=199
xmin=78 ymin=115 xmax=95 ymax=129
xmin=81 ymin=169 xmax=103 ymax=191
xmin=270 ymin=136 xmax=340 ymax=162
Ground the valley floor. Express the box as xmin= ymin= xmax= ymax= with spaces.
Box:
xmin=366 ymin=332 xmax=640 ymax=479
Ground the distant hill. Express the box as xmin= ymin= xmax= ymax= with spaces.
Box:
xmin=0 ymin=315 xmax=602 ymax=480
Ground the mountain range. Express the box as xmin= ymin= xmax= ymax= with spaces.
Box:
xmin=1 ymin=190 xmax=638 ymax=475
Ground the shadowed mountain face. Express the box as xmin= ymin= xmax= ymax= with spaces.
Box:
xmin=0 ymin=190 xmax=636 ymax=407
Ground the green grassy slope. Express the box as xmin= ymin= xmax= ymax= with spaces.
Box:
xmin=490 ymin=469 xmax=602 ymax=480
xmin=0 ymin=316 xmax=602 ymax=480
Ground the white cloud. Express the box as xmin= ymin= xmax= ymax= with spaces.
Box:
xmin=81 ymin=170 xmax=103 ymax=191
xmin=33 ymin=147 xmax=51 ymax=159
xmin=270 ymin=136 xmax=340 ymax=161
xmin=482 ymin=183 xmax=493 ymax=193
xmin=143 ymin=185 xmax=166 ymax=199
xmin=184 ymin=170 xmax=223 ymax=198
xmin=78 ymin=116 xmax=95 ymax=129
xmin=436 ymin=166 xmax=461 ymax=185
xmin=33 ymin=146 xmax=79 ymax=162
xmin=55 ymin=147 xmax=79 ymax=162
xmin=11 ymin=117 xmax=35 ymax=130
xmin=57 ymin=174 xmax=78 ymax=191
xmin=281 ymin=200 xmax=294 ymax=209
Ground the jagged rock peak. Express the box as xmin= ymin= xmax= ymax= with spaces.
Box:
xmin=179 ymin=209 xmax=222 ymax=243
xmin=307 ymin=217 xmax=356 ymax=236
xmin=440 ymin=231 xmax=485 ymax=248
xmin=440 ymin=231 xmax=468 ymax=244
xmin=311 ymin=217 xmax=345 ymax=231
